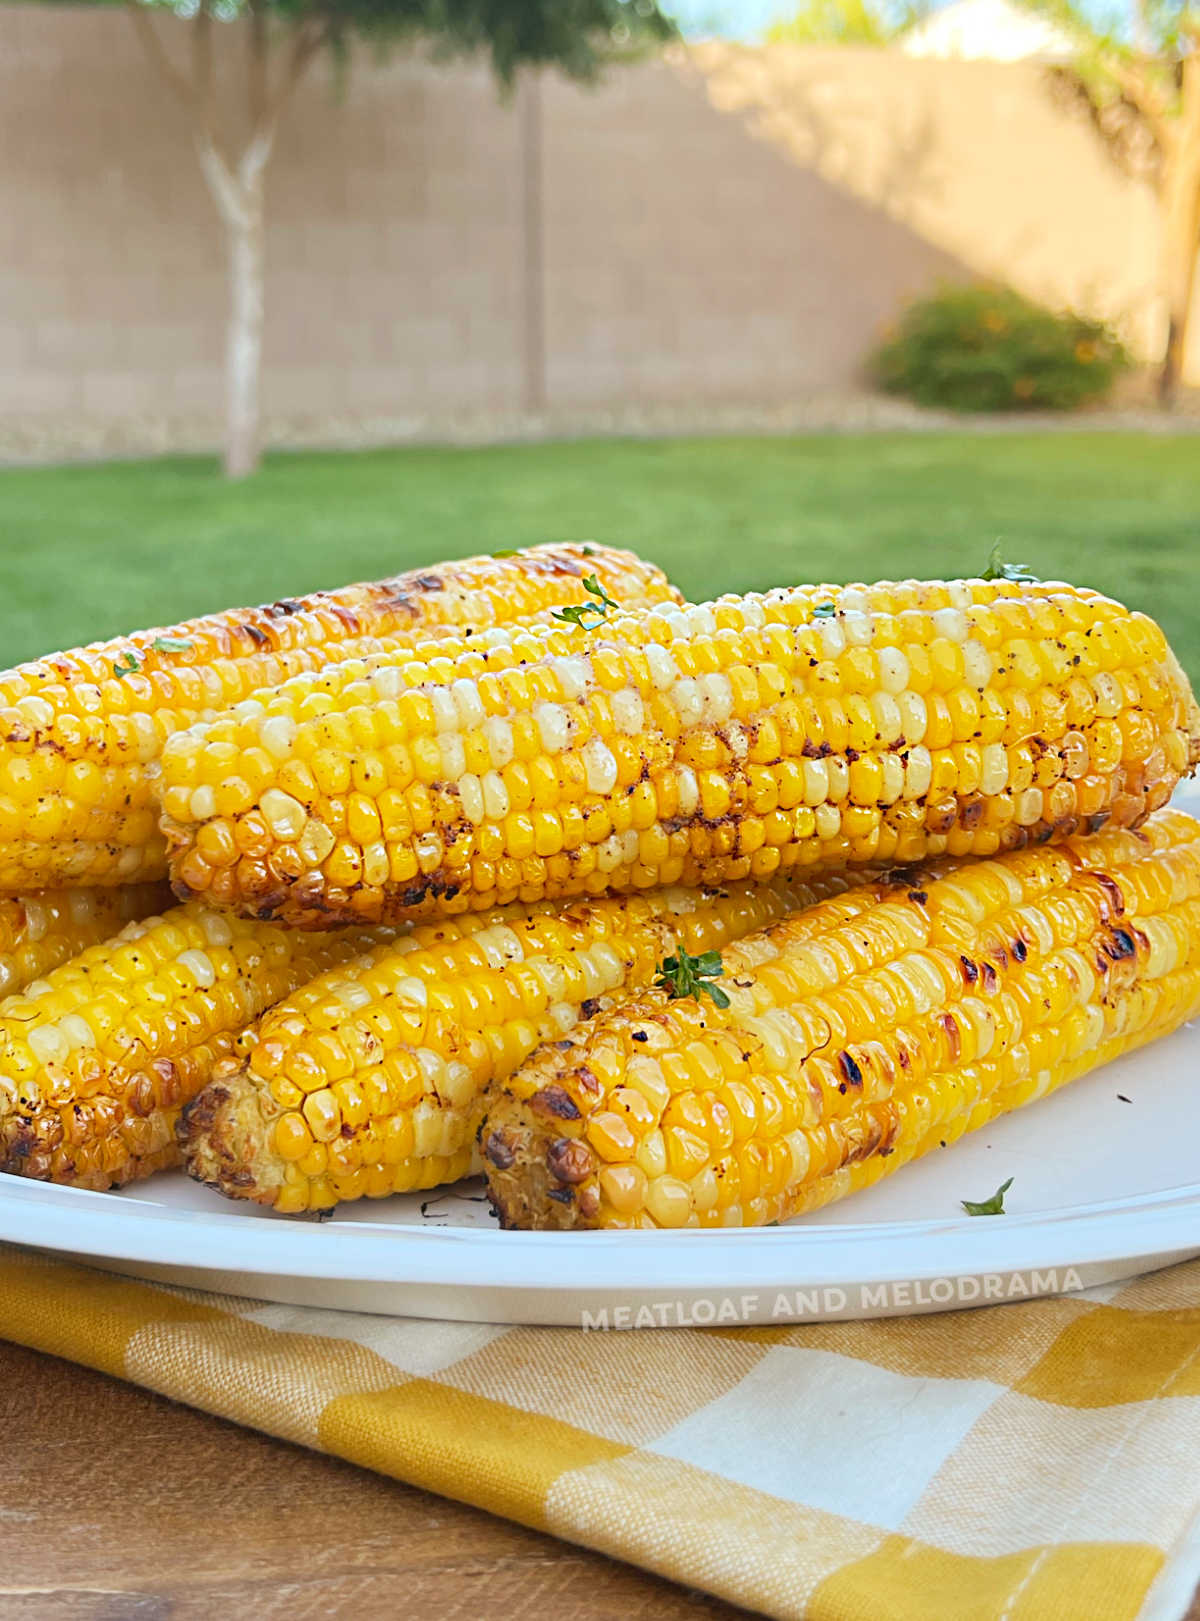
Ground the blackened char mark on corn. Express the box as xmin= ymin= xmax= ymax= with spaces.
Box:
xmin=547 ymin=1137 xmax=592 ymax=1185
xmin=483 ymin=1129 xmax=517 ymax=1170
xmin=1093 ymin=872 xmax=1126 ymax=919
xmin=530 ymin=1085 xmax=583 ymax=1122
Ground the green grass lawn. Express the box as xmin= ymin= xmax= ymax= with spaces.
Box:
xmin=2 ymin=433 xmax=1197 ymax=681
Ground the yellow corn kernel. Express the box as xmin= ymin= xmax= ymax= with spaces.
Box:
xmin=482 ymin=807 xmax=1200 ymax=1229
xmin=177 ymin=868 xmax=862 ymax=1212
xmin=161 ymin=579 xmax=1200 ymax=928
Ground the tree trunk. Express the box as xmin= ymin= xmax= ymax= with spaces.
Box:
xmin=1158 ymin=65 xmax=1200 ymax=407
xmin=224 ymin=184 xmax=265 ymax=478
xmin=127 ymin=4 xmax=322 ymax=478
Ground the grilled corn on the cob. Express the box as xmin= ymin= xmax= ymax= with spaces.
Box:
xmin=0 ymin=906 xmax=390 ymax=1188
xmin=0 ymin=882 xmax=170 ymax=999
xmin=161 ymin=579 xmax=1200 ymax=927
xmin=0 ymin=544 xmax=678 ymax=891
xmin=481 ymin=807 xmax=1200 ymax=1229
xmin=180 ymin=871 xmax=865 ymax=1213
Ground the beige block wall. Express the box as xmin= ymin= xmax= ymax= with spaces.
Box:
xmin=690 ymin=42 xmax=1170 ymax=366
xmin=0 ymin=9 xmax=1186 ymax=450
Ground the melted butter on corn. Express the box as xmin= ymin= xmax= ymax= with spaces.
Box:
xmin=160 ymin=578 xmax=1200 ymax=927
xmin=0 ymin=882 xmax=169 ymax=999
xmin=179 ymin=870 xmax=867 ymax=1213
xmin=481 ymin=807 xmax=1200 ymax=1229
xmin=0 ymin=545 xmax=678 ymax=889
xmin=0 ymin=904 xmax=391 ymax=1189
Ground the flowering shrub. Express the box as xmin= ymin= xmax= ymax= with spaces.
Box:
xmin=871 ymin=284 xmax=1129 ymax=412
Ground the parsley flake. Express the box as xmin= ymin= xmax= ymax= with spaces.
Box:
xmin=111 ymin=651 xmax=140 ymax=679
xmin=654 ymin=946 xmax=730 ymax=1010
xmin=551 ymin=574 xmax=620 ymax=630
xmin=812 ymin=602 xmax=837 ymax=619
xmin=492 ymin=548 xmax=521 ymax=559
xmin=150 ymin=636 xmax=194 ymax=653
xmin=961 ymin=1176 xmax=1013 ymax=1217
xmin=981 ymin=544 xmax=1039 ymax=584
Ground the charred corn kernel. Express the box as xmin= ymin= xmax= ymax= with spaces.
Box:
xmin=0 ymin=905 xmax=390 ymax=1190
xmin=162 ymin=579 xmax=1200 ymax=928
xmin=0 ymin=882 xmax=169 ymax=999
xmin=481 ymin=807 xmax=1200 ymax=1230
xmin=0 ymin=546 xmax=678 ymax=891
xmin=178 ymin=869 xmax=867 ymax=1213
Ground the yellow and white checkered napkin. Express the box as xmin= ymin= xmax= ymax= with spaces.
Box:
xmin=3 ymin=1242 xmax=1200 ymax=1621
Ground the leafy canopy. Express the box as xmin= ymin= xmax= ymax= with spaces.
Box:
xmin=767 ymin=0 xmax=929 ymax=46
xmin=136 ymin=0 xmax=677 ymax=83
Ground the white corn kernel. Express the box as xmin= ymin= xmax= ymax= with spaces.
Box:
xmin=261 ymin=789 xmax=307 ymax=841
xmin=58 ymin=1014 xmax=95 ymax=1051
xmin=672 ymin=679 xmax=704 ymax=729
xmin=482 ymin=771 xmax=510 ymax=820
xmin=962 ymin=639 xmax=993 ymax=690
xmin=261 ymin=716 xmax=298 ymax=759
xmin=451 ymin=678 xmax=485 ymax=729
xmin=610 ymin=689 xmax=644 ymax=736
xmin=439 ymin=733 xmax=467 ymax=781
xmin=200 ymin=911 xmax=235 ymax=948
xmin=700 ymin=673 xmax=734 ymax=724
xmin=430 ymin=688 xmax=458 ymax=732
xmin=484 ymin=716 xmax=514 ymax=769
xmin=190 ymin=786 xmax=217 ymax=821
xmin=178 ymin=948 xmax=216 ymax=989
xmin=877 ymin=647 xmax=910 ymax=696
xmin=28 ymin=1024 xmax=69 ymax=1065
xmin=933 ymin=607 xmax=968 ymax=643
xmin=583 ymin=740 xmax=618 ymax=796
xmin=458 ymin=774 xmax=485 ymax=825
xmin=645 ymin=644 xmax=678 ymax=690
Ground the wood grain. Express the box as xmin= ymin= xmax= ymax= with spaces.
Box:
xmin=0 ymin=1340 xmax=747 ymax=1621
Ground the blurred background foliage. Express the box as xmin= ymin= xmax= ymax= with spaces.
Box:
xmin=872 ymin=284 xmax=1130 ymax=411
xmin=3 ymin=432 xmax=1197 ymax=681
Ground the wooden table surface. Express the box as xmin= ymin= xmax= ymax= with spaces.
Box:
xmin=0 ymin=1339 xmax=746 ymax=1620
xmin=2 ymin=1335 xmax=1197 ymax=1621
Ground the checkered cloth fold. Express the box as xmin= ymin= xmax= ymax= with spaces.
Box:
xmin=3 ymin=1241 xmax=1200 ymax=1621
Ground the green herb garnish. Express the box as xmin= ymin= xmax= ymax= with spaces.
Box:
xmin=492 ymin=548 xmax=520 ymax=558
xmin=655 ymin=946 xmax=730 ymax=1010
xmin=551 ymin=574 xmax=620 ymax=630
xmin=111 ymin=651 xmax=140 ymax=679
xmin=961 ymin=1176 xmax=1013 ymax=1216
xmin=150 ymin=636 xmax=194 ymax=653
xmin=812 ymin=602 xmax=837 ymax=618
xmin=981 ymin=544 xmax=1039 ymax=584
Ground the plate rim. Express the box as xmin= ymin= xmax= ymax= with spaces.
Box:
xmin=5 ymin=1173 xmax=1200 ymax=1296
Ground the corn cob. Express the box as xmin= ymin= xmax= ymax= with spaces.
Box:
xmin=0 ymin=907 xmax=391 ymax=1189
xmin=0 ymin=544 xmax=678 ymax=892
xmin=160 ymin=578 xmax=1200 ymax=928
xmin=0 ymin=882 xmax=170 ymax=999
xmin=179 ymin=871 xmax=866 ymax=1213
xmin=481 ymin=807 xmax=1200 ymax=1229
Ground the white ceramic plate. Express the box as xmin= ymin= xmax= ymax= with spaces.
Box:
xmin=1 ymin=1021 xmax=1197 ymax=1327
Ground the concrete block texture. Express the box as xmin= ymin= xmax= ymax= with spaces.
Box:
xmin=0 ymin=9 xmax=1186 ymax=453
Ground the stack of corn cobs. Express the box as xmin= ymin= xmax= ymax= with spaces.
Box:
xmin=2 ymin=542 xmax=1199 ymax=1232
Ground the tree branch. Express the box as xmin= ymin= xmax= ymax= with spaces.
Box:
xmin=248 ymin=0 xmax=268 ymax=133
xmin=267 ymin=16 xmax=330 ymax=127
xmin=239 ymin=15 xmax=330 ymax=186
xmin=126 ymin=2 xmax=195 ymax=110
xmin=193 ymin=0 xmax=213 ymax=115
xmin=196 ymin=129 xmax=250 ymax=226
xmin=1109 ymin=58 xmax=1175 ymax=155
